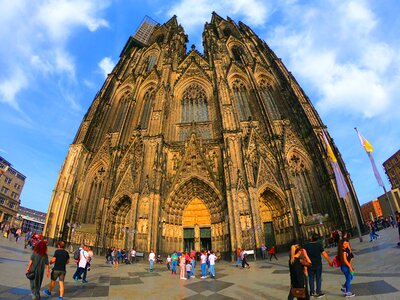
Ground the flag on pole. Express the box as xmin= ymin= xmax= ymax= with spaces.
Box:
xmin=355 ymin=128 xmax=384 ymax=187
xmin=322 ymin=131 xmax=349 ymax=198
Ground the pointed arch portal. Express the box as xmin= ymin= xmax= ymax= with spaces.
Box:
xmin=161 ymin=177 xmax=229 ymax=254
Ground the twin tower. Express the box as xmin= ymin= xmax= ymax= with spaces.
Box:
xmin=44 ymin=13 xmax=362 ymax=257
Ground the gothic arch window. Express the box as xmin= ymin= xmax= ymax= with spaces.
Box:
xmin=231 ymin=45 xmax=244 ymax=64
xmin=288 ymin=153 xmax=316 ymax=217
xmin=156 ymin=34 xmax=164 ymax=44
xmin=223 ymin=28 xmax=231 ymax=38
xmin=113 ymin=92 xmax=132 ymax=132
xmin=232 ymin=80 xmax=252 ymax=121
xmin=145 ymin=54 xmax=157 ymax=72
xmin=82 ymin=167 xmax=106 ymax=224
xmin=181 ymin=83 xmax=209 ymax=123
xmin=139 ymin=88 xmax=154 ymax=129
xmin=259 ymin=79 xmax=280 ymax=120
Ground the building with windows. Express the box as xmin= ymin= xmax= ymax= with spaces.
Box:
xmin=0 ymin=156 xmax=26 ymax=225
xmin=383 ymin=149 xmax=400 ymax=189
xmin=16 ymin=206 xmax=46 ymax=234
xmin=360 ymin=199 xmax=383 ymax=222
xmin=44 ymin=14 xmax=362 ymax=257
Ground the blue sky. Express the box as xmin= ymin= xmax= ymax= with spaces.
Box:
xmin=1 ymin=0 xmax=399 ymax=212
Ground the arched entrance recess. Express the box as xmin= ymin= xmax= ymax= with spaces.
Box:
xmin=258 ymin=185 xmax=294 ymax=248
xmin=106 ymin=196 xmax=132 ymax=249
xmin=161 ymin=177 xmax=229 ymax=254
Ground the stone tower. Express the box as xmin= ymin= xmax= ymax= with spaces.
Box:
xmin=44 ymin=13 xmax=362 ymax=257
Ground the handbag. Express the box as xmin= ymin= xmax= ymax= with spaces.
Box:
xmin=291 ymin=287 xmax=306 ymax=298
xmin=26 ymin=271 xmax=35 ymax=280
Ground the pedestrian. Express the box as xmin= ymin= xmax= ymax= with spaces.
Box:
xmin=288 ymin=244 xmax=311 ymax=300
xmin=190 ymin=251 xmax=196 ymax=278
xmin=200 ymin=250 xmax=207 ymax=278
xmin=261 ymin=244 xmax=267 ymax=259
xmin=166 ymin=254 xmax=171 ymax=270
xmin=368 ymin=220 xmax=379 ymax=241
xmin=338 ymin=240 xmax=355 ymax=297
xmin=171 ymin=251 xmax=178 ymax=275
xmin=16 ymin=228 xmax=21 ymax=242
xmin=82 ymin=246 xmax=93 ymax=283
xmin=235 ymin=247 xmax=242 ymax=267
xmin=303 ymin=233 xmax=333 ymax=298
xmin=149 ymin=249 xmax=155 ymax=272
xmin=240 ymin=249 xmax=250 ymax=269
xmin=208 ymin=250 xmax=216 ymax=278
xmin=186 ymin=260 xmax=192 ymax=280
xmin=179 ymin=252 xmax=187 ymax=279
xmin=44 ymin=241 xmax=70 ymax=300
xmin=26 ymin=240 xmax=50 ymax=300
xmin=130 ymin=248 xmax=136 ymax=264
xmin=268 ymin=246 xmax=278 ymax=261
xmin=73 ymin=245 xmax=88 ymax=283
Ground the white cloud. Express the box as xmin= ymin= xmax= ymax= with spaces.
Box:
xmin=0 ymin=0 xmax=110 ymax=111
xmin=99 ymin=57 xmax=115 ymax=78
xmin=268 ymin=0 xmax=400 ymax=119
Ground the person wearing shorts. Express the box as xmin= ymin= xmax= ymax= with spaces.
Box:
xmin=44 ymin=241 xmax=70 ymax=300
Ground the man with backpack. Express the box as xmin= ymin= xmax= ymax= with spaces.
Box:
xmin=72 ymin=244 xmax=87 ymax=282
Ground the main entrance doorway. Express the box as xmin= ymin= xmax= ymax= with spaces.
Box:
xmin=182 ymin=198 xmax=212 ymax=251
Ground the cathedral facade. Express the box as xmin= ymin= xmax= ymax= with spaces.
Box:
xmin=44 ymin=13 xmax=363 ymax=257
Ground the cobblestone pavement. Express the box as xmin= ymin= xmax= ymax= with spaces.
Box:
xmin=0 ymin=227 xmax=399 ymax=299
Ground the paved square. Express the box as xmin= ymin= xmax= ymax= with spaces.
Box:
xmin=0 ymin=228 xmax=399 ymax=299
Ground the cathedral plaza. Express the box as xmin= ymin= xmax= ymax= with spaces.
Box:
xmin=0 ymin=228 xmax=399 ymax=299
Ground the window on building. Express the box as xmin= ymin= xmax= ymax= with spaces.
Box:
xmin=9 ymin=202 xmax=15 ymax=209
xmin=181 ymin=83 xmax=209 ymax=123
xmin=145 ymin=55 xmax=157 ymax=73
xmin=259 ymin=79 xmax=280 ymax=120
xmin=1 ymin=186 xmax=8 ymax=194
xmin=11 ymin=192 xmax=18 ymax=199
xmin=113 ymin=92 xmax=133 ymax=132
xmin=139 ymin=88 xmax=155 ymax=129
xmin=231 ymin=45 xmax=244 ymax=64
xmin=223 ymin=28 xmax=231 ymax=38
xmin=4 ymin=177 xmax=11 ymax=184
xmin=232 ymin=80 xmax=252 ymax=121
xmin=0 ymin=197 xmax=5 ymax=205
xmin=14 ymin=183 xmax=20 ymax=190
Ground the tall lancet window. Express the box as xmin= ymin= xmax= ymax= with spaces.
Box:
xmin=146 ymin=55 xmax=157 ymax=72
xmin=181 ymin=83 xmax=209 ymax=123
xmin=113 ymin=92 xmax=132 ymax=132
xmin=259 ymin=79 xmax=280 ymax=120
xmin=232 ymin=80 xmax=252 ymax=121
xmin=139 ymin=88 xmax=154 ymax=129
xmin=231 ymin=45 xmax=244 ymax=64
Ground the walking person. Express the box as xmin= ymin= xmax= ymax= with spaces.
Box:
xmin=268 ymin=245 xmax=278 ymax=261
xmin=73 ymin=245 xmax=88 ymax=283
xmin=303 ymin=233 xmax=333 ymax=298
xmin=44 ymin=241 xmax=70 ymax=300
xmin=190 ymin=251 xmax=196 ymax=278
xmin=82 ymin=246 xmax=93 ymax=283
xmin=261 ymin=244 xmax=267 ymax=259
xmin=186 ymin=260 xmax=192 ymax=280
xmin=338 ymin=240 xmax=355 ymax=297
xmin=240 ymin=249 xmax=250 ymax=269
xmin=288 ymin=244 xmax=311 ymax=300
xmin=130 ymin=248 xmax=136 ymax=264
xmin=26 ymin=240 xmax=50 ymax=300
xmin=200 ymin=250 xmax=207 ymax=278
xmin=166 ymin=254 xmax=171 ymax=271
xmin=208 ymin=250 xmax=216 ymax=278
xmin=235 ymin=247 xmax=242 ymax=267
xmin=149 ymin=249 xmax=155 ymax=272
xmin=179 ymin=252 xmax=186 ymax=279
xmin=171 ymin=251 xmax=178 ymax=274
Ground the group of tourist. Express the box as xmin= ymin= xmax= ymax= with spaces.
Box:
xmin=105 ymin=247 xmax=137 ymax=267
xmin=288 ymin=231 xmax=355 ymax=299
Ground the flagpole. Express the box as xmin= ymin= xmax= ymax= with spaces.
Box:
xmin=382 ymin=184 xmax=396 ymax=220
xmin=344 ymin=192 xmax=363 ymax=242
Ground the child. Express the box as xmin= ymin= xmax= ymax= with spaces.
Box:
xmin=268 ymin=246 xmax=278 ymax=261
xmin=167 ymin=254 xmax=171 ymax=270
xmin=186 ymin=261 xmax=192 ymax=280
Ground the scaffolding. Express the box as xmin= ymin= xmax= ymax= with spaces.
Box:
xmin=132 ymin=15 xmax=159 ymax=46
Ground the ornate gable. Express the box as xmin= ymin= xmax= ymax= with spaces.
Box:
xmin=169 ymin=132 xmax=218 ymax=192
xmin=87 ymin=135 xmax=111 ymax=172
xmin=175 ymin=59 xmax=212 ymax=88
xmin=114 ymin=165 xmax=135 ymax=200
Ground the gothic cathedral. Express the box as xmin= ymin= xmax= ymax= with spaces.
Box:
xmin=44 ymin=13 xmax=362 ymax=257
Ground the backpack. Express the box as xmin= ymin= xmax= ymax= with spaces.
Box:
xmin=74 ymin=249 xmax=80 ymax=260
